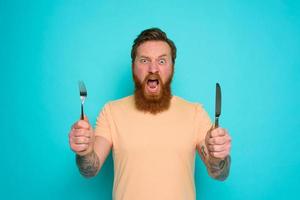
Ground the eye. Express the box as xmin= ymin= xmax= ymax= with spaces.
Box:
xmin=158 ymin=59 xmax=166 ymax=65
xmin=140 ymin=58 xmax=148 ymax=63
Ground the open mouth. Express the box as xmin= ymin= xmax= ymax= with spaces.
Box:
xmin=146 ymin=77 xmax=160 ymax=93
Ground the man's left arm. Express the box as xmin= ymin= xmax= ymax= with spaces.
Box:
xmin=197 ymin=127 xmax=232 ymax=181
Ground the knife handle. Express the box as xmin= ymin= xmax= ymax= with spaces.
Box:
xmin=215 ymin=117 xmax=219 ymax=128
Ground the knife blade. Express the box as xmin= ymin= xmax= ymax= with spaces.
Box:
xmin=215 ymin=83 xmax=222 ymax=128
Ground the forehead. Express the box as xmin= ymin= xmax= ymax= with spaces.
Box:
xmin=136 ymin=41 xmax=171 ymax=57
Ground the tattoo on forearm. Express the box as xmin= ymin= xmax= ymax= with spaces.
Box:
xmin=76 ymin=151 xmax=100 ymax=178
xmin=209 ymin=156 xmax=231 ymax=181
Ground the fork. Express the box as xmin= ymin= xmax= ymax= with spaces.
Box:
xmin=78 ymin=81 xmax=87 ymax=120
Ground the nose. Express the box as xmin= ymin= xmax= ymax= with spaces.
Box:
xmin=148 ymin=62 xmax=159 ymax=73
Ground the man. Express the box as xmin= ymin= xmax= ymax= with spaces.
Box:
xmin=69 ymin=28 xmax=232 ymax=200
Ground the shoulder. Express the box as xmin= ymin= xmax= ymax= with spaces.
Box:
xmin=104 ymin=95 xmax=135 ymax=112
xmin=172 ymin=95 xmax=202 ymax=110
xmin=172 ymin=95 xmax=209 ymax=117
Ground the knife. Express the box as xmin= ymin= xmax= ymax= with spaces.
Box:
xmin=215 ymin=83 xmax=222 ymax=128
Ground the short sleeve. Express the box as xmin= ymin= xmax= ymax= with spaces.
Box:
xmin=194 ymin=103 xmax=213 ymax=145
xmin=94 ymin=103 xmax=113 ymax=144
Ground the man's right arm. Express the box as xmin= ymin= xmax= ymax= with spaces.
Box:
xmin=69 ymin=117 xmax=112 ymax=178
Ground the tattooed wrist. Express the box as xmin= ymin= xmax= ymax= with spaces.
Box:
xmin=76 ymin=151 xmax=100 ymax=178
xmin=208 ymin=155 xmax=231 ymax=181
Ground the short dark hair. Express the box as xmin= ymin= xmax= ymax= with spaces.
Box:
xmin=131 ymin=28 xmax=177 ymax=64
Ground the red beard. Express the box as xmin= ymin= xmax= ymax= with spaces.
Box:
xmin=133 ymin=71 xmax=173 ymax=114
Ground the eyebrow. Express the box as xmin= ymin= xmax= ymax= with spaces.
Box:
xmin=139 ymin=54 xmax=168 ymax=59
xmin=158 ymin=54 xmax=168 ymax=58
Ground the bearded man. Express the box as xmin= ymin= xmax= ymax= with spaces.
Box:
xmin=69 ymin=28 xmax=232 ymax=200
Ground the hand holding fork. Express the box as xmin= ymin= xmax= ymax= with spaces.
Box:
xmin=68 ymin=81 xmax=95 ymax=156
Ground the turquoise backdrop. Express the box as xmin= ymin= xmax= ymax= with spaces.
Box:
xmin=1 ymin=0 xmax=299 ymax=199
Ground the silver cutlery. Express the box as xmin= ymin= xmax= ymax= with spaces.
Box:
xmin=78 ymin=81 xmax=87 ymax=120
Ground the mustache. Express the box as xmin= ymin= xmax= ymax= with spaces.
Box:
xmin=143 ymin=72 xmax=162 ymax=85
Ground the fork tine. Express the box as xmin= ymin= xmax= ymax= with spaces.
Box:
xmin=78 ymin=81 xmax=87 ymax=97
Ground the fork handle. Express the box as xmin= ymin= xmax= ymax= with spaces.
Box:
xmin=81 ymin=103 xmax=84 ymax=120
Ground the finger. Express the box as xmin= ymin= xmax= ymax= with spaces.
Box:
xmin=210 ymin=128 xmax=226 ymax=138
xmin=73 ymin=129 xmax=91 ymax=137
xmin=73 ymin=120 xmax=91 ymax=130
xmin=72 ymin=136 xmax=91 ymax=144
xmin=213 ymin=134 xmax=231 ymax=144
xmin=70 ymin=143 xmax=88 ymax=152
xmin=210 ymin=151 xmax=228 ymax=159
xmin=207 ymin=136 xmax=227 ymax=145
xmin=211 ymin=143 xmax=231 ymax=154
xmin=208 ymin=144 xmax=226 ymax=152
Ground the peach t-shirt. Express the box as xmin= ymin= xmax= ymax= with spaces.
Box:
xmin=94 ymin=95 xmax=212 ymax=200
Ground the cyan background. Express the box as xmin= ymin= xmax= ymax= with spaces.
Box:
xmin=1 ymin=0 xmax=299 ymax=199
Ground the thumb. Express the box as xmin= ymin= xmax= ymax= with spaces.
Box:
xmin=205 ymin=125 xmax=214 ymax=139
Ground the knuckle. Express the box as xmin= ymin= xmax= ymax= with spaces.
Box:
xmin=214 ymin=138 xmax=218 ymax=144
xmin=221 ymin=137 xmax=226 ymax=143
xmin=81 ymin=137 xmax=88 ymax=143
xmin=74 ymin=121 xmax=80 ymax=128
xmin=69 ymin=137 xmax=73 ymax=144
xmin=211 ymin=138 xmax=215 ymax=143
xmin=218 ymin=145 xmax=224 ymax=152
xmin=78 ymin=129 xmax=84 ymax=135
xmin=73 ymin=129 xmax=80 ymax=136
xmin=80 ymin=121 xmax=90 ymax=129
xmin=214 ymin=145 xmax=219 ymax=151
xmin=79 ymin=137 xmax=85 ymax=143
xmin=77 ymin=145 xmax=85 ymax=151
xmin=212 ymin=145 xmax=217 ymax=151
xmin=70 ymin=143 xmax=76 ymax=150
xmin=72 ymin=137 xmax=78 ymax=143
xmin=82 ymin=138 xmax=87 ymax=143
xmin=78 ymin=121 xmax=86 ymax=129
xmin=82 ymin=144 xmax=89 ymax=150
xmin=220 ymin=129 xmax=225 ymax=135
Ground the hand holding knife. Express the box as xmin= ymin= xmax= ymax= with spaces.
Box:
xmin=198 ymin=83 xmax=232 ymax=180
xmin=203 ymin=83 xmax=231 ymax=164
